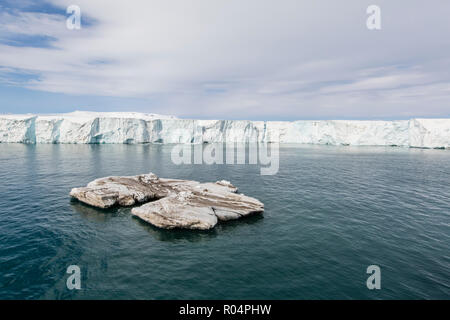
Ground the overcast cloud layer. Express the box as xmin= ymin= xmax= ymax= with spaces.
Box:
xmin=0 ymin=0 xmax=449 ymax=119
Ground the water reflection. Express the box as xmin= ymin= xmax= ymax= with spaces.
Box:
xmin=132 ymin=211 xmax=264 ymax=242
xmin=70 ymin=199 xmax=122 ymax=222
xmin=216 ymin=213 xmax=264 ymax=230
xmin=132 ymin=216 xmax=219 ymax=242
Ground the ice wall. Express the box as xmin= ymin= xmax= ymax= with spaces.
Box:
xmin=0 ymin=111 xmax=449 ymax=148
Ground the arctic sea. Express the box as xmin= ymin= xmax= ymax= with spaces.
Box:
xmin=0 ymin=143 xmax=448 ymax=299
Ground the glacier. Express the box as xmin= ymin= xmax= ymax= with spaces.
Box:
xmin=0 ymin=111 xmax=449 ymax=148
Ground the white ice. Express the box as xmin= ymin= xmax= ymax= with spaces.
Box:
xmin=0 ymin=111 xmax=449 ymax=148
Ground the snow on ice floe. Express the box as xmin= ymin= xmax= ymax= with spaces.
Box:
xmin=0 ymin=111 xmax=449 ymax=148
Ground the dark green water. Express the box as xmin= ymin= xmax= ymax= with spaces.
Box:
xmin=0 ymin=144 xmax=449 ymax=299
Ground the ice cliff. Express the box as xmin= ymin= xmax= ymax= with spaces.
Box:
xmin=0 ymin=111 xmax=449 ymax=148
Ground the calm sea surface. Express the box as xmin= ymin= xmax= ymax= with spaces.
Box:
xmin=0 ymin=144 xmax=448 ymax=299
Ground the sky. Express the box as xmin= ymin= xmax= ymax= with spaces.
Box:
xmin=0 ymin=0 xmax=449 ymax=120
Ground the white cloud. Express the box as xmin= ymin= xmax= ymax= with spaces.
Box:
xmin=0 ymin=0 xmax=450 ymax=119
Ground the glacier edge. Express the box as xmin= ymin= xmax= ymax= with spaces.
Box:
xmin=0 ymin=111 xmax=449 ymax=149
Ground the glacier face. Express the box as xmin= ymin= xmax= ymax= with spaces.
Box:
xmin=0 ymin=111 xmax=449 ymax=148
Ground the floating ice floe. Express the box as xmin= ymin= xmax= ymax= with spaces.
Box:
xmin=70 ymin=173 xmax=264 ymax=230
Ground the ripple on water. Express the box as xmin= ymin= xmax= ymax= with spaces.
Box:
xmin=0 ymin=144 xmax=449 ymax=299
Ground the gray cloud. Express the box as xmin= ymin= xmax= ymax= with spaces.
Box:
xmin=0 ymin=0 xmax=449 ymax=119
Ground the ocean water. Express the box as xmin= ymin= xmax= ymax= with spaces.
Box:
xmin=0 ymin=143 xmax=449 ymax=300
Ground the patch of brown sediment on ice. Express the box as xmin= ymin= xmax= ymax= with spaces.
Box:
xmin=69 ymin=173 xmax=167 ymax=208
xmin=70 ymin=173 xmax=264 ymax=230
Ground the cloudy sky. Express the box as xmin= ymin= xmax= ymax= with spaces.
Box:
xmin=0 ymin=0 xmax=449 ymax=120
